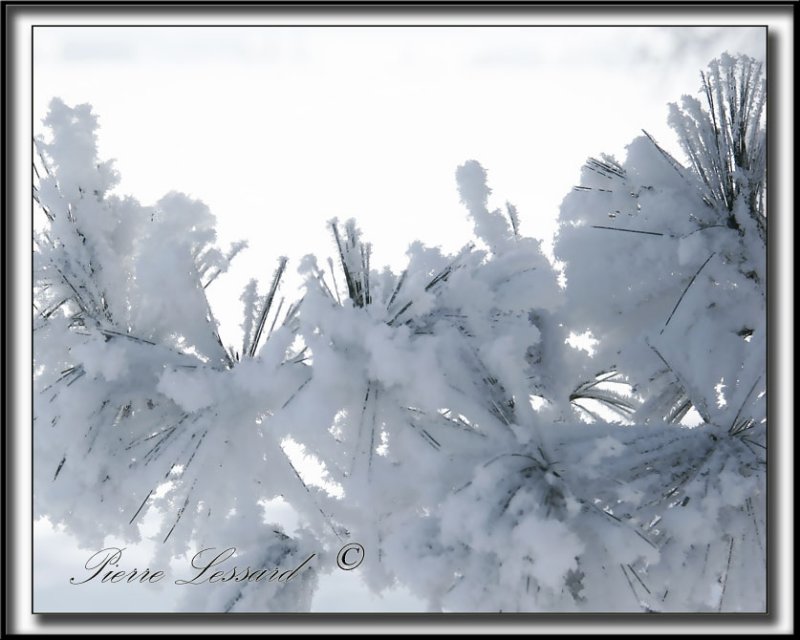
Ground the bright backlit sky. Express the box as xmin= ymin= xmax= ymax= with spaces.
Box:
xmin=33 ymin=24 xmax=765 ymax=613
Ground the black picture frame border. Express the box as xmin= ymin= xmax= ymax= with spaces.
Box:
xmin=3 ymin=1 xmax=794 ymax=635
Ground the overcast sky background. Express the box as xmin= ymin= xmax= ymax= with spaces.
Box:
xmin=33 ymin=25 xmax=765 ymax=613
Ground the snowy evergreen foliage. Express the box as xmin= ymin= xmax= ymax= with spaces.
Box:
xmin=34 ymin=55 xmax=766 ymax=612
xmin=554 ymin=53 xmax=766 ymax=611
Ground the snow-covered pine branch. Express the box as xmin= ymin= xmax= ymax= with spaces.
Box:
xmin=553 ymin=53 xmax=766 ymax=611
xmin=33 ymin=99 xmax=317 ymax=612
xmin=33 ymin=53 xmax=766 ymax=613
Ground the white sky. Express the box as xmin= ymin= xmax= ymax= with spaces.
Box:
xmin=32 ymin=25 xmax=766 ymax=613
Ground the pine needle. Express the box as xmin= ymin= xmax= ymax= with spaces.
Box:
xmin=591 ymin=225 xmax=665 ymax=237
xmin=660 ymin=252 xmax=715 ymax=334
xmin=249 ymin=257 xmax=288 ymax=358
